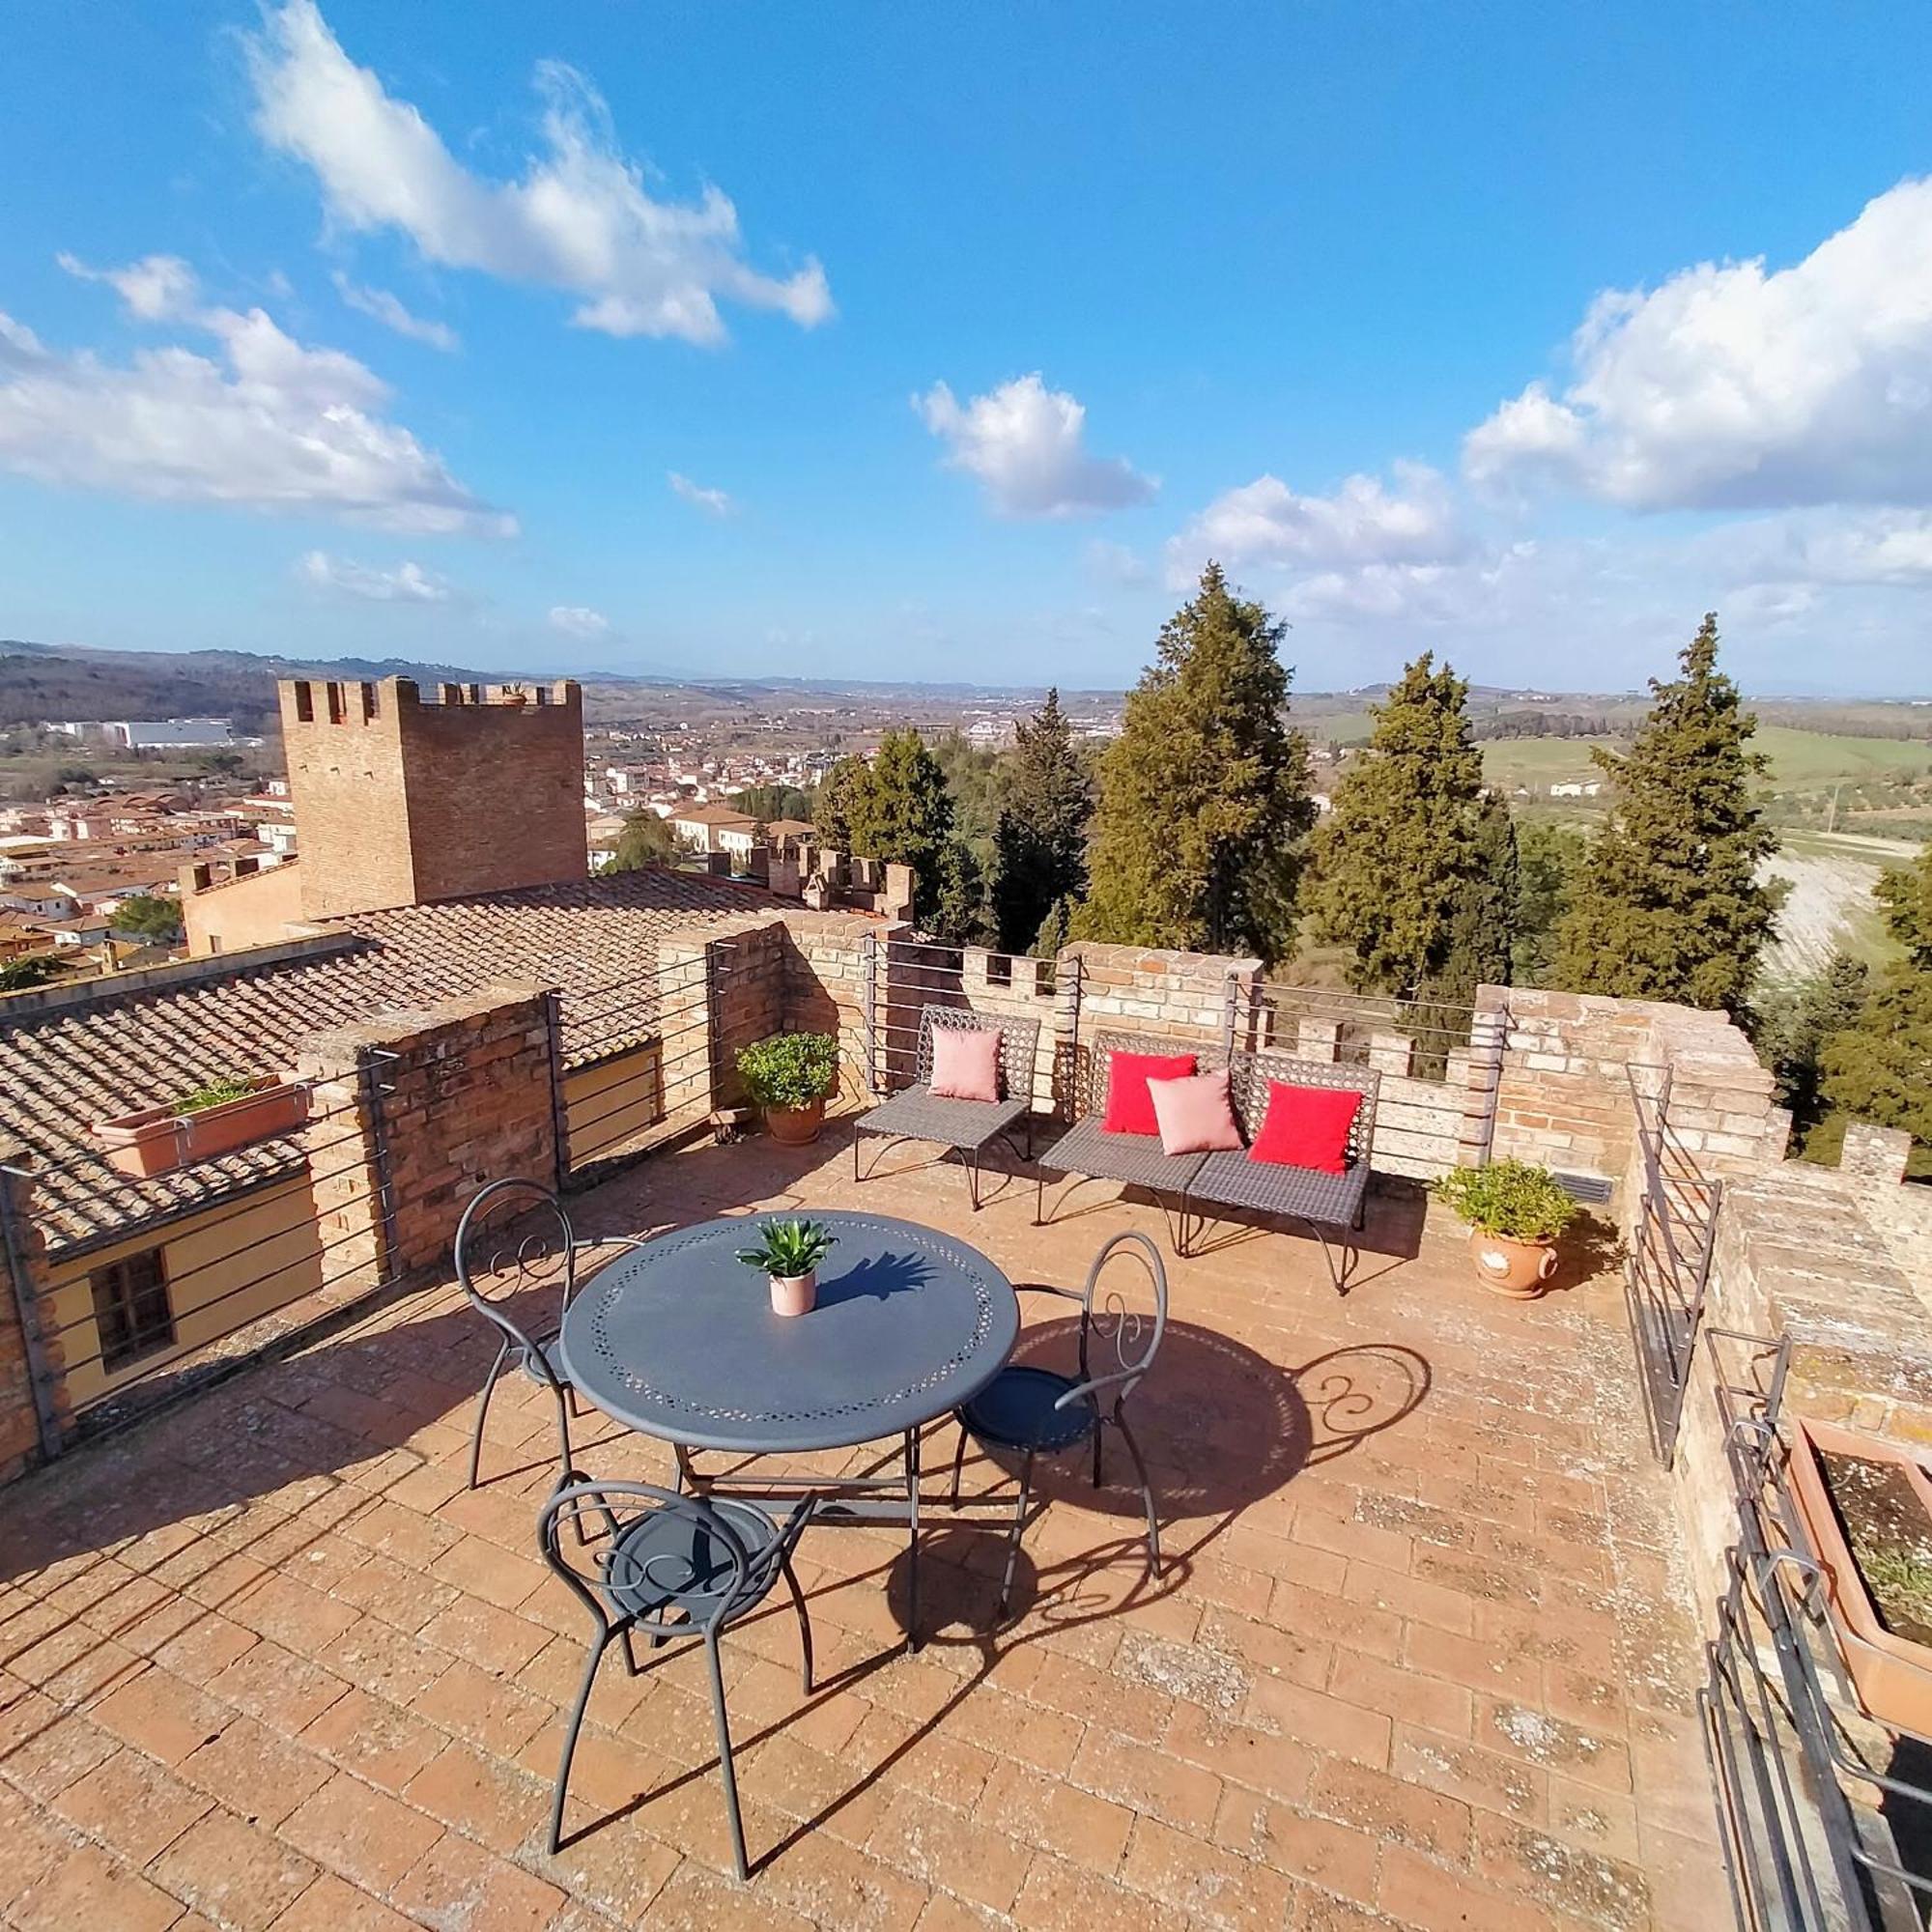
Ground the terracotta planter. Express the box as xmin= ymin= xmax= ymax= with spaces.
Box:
xmin=764 ymin=1096 xmax=826 ymax=1147
xmin=94 ymin=1074 xmax=309 ymax=1179
xmin=1466 ymin=1227 xmax=1559 ymax=1298
xmin=768 ymin=1270 xmax=817 ymax=1319
xmin=1785 ymin=1416 xmax=1932 ymax=1734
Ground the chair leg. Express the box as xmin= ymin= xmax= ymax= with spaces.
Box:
xmin=853 ymin=1129 xmax=863 ymax=1184
xmin=997 ymin=1449 xmax=1035 ymax=1617
xmin=704 ymin=1632 xmax=751 ymax=1883
xmin=548 ymin=1627 xmax=611 ymax=1855
xmin=1306 ymin=1219 xmax=1343 ymax=1296
xmin=904 ymin=1426 xmax=923 ymax=1651
xmin=780 ymin=1551 xmax=813 ymax=1694
xmin=1092 ymin=1421 xmax=1103 ymax=1492
xmin=1114 ymin=1412 xmax=1162 ymax=1579
xmin=949 ymin=1418 xmax=969 ymax=1505
xmin=1034 ymin=1168 xmax=1045 ymax=1228
xmin=467 ymin=1340 xmax=510 ymax=1490
xmin=966 ymin=1145 xmax=980 ymax=1212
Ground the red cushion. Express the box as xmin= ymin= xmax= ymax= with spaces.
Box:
xmin=929 ymin=1025 xmax=1002 ymax=1102
xmin=1101 ymin=1049 xmax=1199 ymax=1135
xmin=1247 ymin=1081 xmax=1361 ymax=1175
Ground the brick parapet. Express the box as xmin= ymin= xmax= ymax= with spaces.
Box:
xmin=0 ymin=1143 xmax=69 ymax=1480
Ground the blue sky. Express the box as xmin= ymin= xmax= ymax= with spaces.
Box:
xmin=3 ymin=2 xmax=1930 ymax=695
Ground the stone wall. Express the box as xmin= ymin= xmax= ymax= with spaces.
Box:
xmin=0 ymin=1147 xmax=62 ymax=1481
xmin=651 ymin=917 xmax=788 ymax=1122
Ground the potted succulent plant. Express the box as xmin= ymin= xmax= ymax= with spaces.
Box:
xmin=94 ymin=1072 xmax=309 ymax=1179
xmin=735 ymin=1031 xmax=838 ymax=1146
xmin=737 ymin=1218 xmax=837 ymax=1318
xmin=1432 ymin=1158 xmax=1578 ymax=1297
xmin=1785 ymin=1416 xmax=1932 ymax=1735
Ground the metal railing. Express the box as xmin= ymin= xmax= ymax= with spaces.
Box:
xmin=1254 ymin=979 xmax=1486 ymax=1081
xmin=0 ymin=1052 xmax=399 ymax=1452
xmin=1703 ymin=1325 xmax=1932 ymax=1929
xmin=1625 ymin=1065 xmax=1724 ymax=1463
xmin=866 ymin=933 xmax=1065 ymax=1111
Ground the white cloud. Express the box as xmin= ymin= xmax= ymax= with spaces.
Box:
xmin=549 ymin=605 xmax=610 ymax=638
xmin=1083 ymin=537 xmax=1151 ymax=585
xmin=668 ymin=470 xmax=733 ymax=517
xmin=56 ymin=251 xmax=200 ymax=322
xmin=1464 ymin=176 xmax=1932 ymax=510
xmin=331 ymin=272 xmax=459 ymax=352
xmin=248 ymin=1 xmax=831 ymax=347
xmin=297 ymin=549 xmax=454 ymax=602
xmin=0 ymin=268 xmax=509 ymax=535
xmin=916 ymin=374 xmax=1154 ymax=518
xmin=1165 ymin=462 xmax=1464 ymax=587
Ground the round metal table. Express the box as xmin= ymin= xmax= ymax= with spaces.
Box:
xmin=559 ymin=1209 xmax=1020 ymax=1453
xmin=558 ymin=1210 xmax=1020 ymax=1645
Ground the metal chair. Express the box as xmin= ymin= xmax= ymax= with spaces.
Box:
xmin=538 ymin=1479 xmax=813 ymax=1881
xmin=950 ymin=1231 xmax=1168 ymax=1613
xmin=453 ymin=1177 xmax=643 ymax=1492
xmin=853 ymin=1005 xmax=1040 ymax=1209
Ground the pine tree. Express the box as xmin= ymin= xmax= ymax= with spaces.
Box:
xmin=1305 ymin=654 xmax=1513 ymax=999
xmin=1073 ymin=564 xmax=1315 ymax=963
xmin=811 ymin=756 xmax=875 ymax=849
xmin=992 ymin=688 xmax=1094 ymax=952
xmin=1757 ymin=950 xmax=1869 ymax=1134
xmin=1553 ymin=614 xmax=1777 ymax=1015
xmin=1031 ymin=895 xmax=1074 ymax=961
xmin=1821 ymin=840 xmax=1932 ymax=1163
xmin=846 ymin=728 xmax=955 ymax=924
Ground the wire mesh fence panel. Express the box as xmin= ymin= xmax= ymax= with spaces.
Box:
xmin=1624 ymin=1068 xmax=1723 ymax=1463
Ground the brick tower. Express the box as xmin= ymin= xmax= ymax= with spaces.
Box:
xmin=279 ymin=678 xmax=588 ymax=920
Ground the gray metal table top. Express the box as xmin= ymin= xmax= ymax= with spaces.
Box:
xmin=557 ymin=1210 xmax=1021 ymax=1454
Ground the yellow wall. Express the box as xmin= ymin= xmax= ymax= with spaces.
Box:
xmin=48 ymin=1174 xmax=323 ymax=1410
xmin=564 ymin=1043 xmax=664 ymax=1167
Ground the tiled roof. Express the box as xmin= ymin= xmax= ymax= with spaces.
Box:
xmin=0 ymin=866 xmax=781 ymax=1252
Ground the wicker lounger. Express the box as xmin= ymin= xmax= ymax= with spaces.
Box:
xmin=854 ymin=1005 xmax=1040 ymax=1209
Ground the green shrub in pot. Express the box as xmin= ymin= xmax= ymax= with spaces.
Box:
xmin=1431 ymin=1159 xmax=1578 ymax=1297
xmin=736 ymin=1032 xmax=838 ymax=1144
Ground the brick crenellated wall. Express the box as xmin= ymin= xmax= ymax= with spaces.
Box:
xmin=281 ymin=677 xmax=588 ymax=921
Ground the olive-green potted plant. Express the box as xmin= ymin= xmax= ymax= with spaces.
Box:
xmin=1431 ymin=1158 xmax=1578 ymax=1298
xmin=737 ymin=1218 xmax=837 ymax=1318
xmin=735 ymin=1032 xmax=838 ymax=1146
xmin=94 ymin=1071 xmax=309 ymax=1179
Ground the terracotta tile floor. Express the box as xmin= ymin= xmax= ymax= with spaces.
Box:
xmin=0 ymin=1126 xmax=1719 ymax=1930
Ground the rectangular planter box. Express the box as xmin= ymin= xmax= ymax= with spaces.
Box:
xmin=93 ymin=1074 xmax=310 ymax=1179
xmin=1786 ymin=1415 xmax=1932 ymax=1736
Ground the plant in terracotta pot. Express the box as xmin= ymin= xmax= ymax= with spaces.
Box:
xmin=737 ymin=1218 xmax=837 ymax=1318
xmin=736 ymin=1032 xmax=838 ymax=1146
xmin=1431 ymin=1159 xmax=1577 ymax=1298
xmin=94 ymin=1070 xmax=309 ymax=1179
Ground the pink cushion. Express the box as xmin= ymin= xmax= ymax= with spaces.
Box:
xmin=1146 ymin=1070 xmax=1243 ymax=1155
xmin=928 ymin=1026 xmax=1001 ymax=1102
xmin=1101 ymin=1049 xmax=1199 ymax=1135
xmin=1247 ymin=1081 xmax=1361 ymax=1176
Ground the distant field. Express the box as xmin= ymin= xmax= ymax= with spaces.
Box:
xmin=1480 ymin=726 xmax=1932 ymax=799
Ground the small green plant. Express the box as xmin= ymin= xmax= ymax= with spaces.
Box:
xmin=1432 ymin=1159 xmax=1578 ymax=1242
xmin=736 ymin=1032 xmax=838 ymax=1110
xmin=736 ymin=1219 xmax=837 ymax=1279
xmin=174 ymin=1073 xmax=262 ymax=1116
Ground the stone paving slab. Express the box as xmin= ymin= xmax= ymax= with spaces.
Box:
xmin=0 ymin=1125 xmax=1719 ymax=1930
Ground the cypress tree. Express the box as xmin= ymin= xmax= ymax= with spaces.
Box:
xmin=846 ymin=728 xmax=955 ymax=924
xmin=1821 ymin=840 xmax=1932 ymax=1163
xmin=1758 ymin=949 xmax=1870 ymax=1136
xmin=811 ymin=755 xmax=874 ymax=849
xmin=1553 ymin=614 xmax=1776 ymax=1015
xmin=1305 ymin=653 xmax=1512 ymax=1000
xmin=1512 ymin=821 xmax=1587 ymax=986
xmin=992 ymin=688 xmax=1094 ymax=952
xmin=1073 ymin=563 xmax=1315 ymax=964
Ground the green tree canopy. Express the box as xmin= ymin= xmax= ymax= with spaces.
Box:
xmin=1553 ymin=614 xmax=1777 ymax=1015
xmin=1757 ymin=950 xmax=1870 ymax=1140
xmin=112 ymin=893 xmax=185 ymax=943
xmin=735 ymin=783 xmax=810 ymax=826
xmin=1305 ymin=654 xmax=1515 ymax=1000
xmin=810 ymin=755 xmax=874 ymax=849
xmin=0 ymin=955 xmax=64 ymax=992
xmin=992 ymin=688 xmax=1094 ymax=953
xmin=1073 ymin=564 xmax=1315 ymax=964
xmin=845 ymin=728 xmax=955 ymax=924
xmin=1512 ymin=822 xmax=1587 ymax=987
xmin=608 ymin=809 xmax=677 ymax=870
xmin=1821 ymin=839 xmax=1932 ymax=1167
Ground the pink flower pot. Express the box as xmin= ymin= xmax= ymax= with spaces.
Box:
xmin=769 ymin=1271 xmax=817 ymax=1319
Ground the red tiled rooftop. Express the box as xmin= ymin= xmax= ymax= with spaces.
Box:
xmin=0 ymin=1126 xmax=1716 ymax=1929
